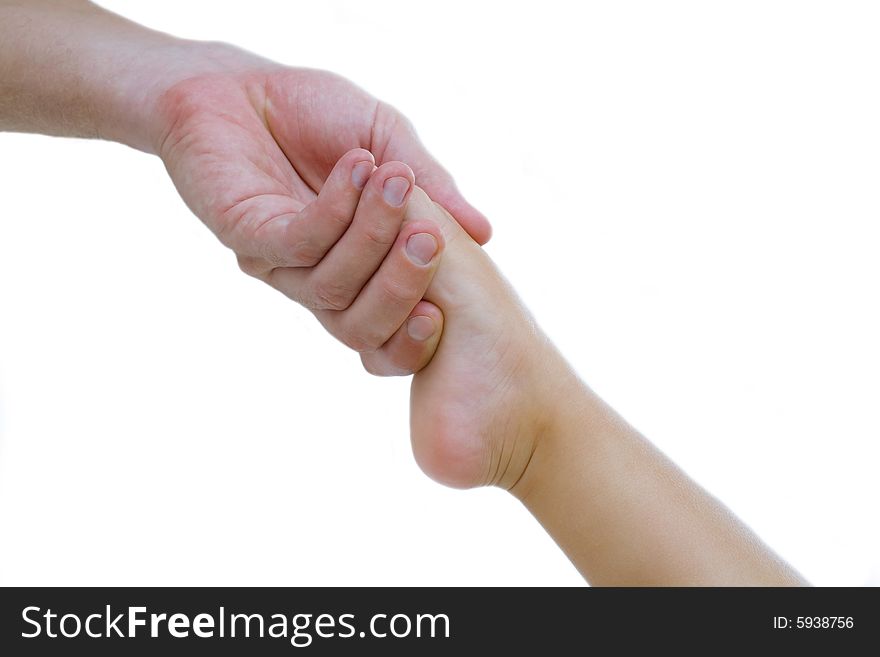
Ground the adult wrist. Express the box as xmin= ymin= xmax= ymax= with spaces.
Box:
xmin=104 ymin=38 xmax=263 ymax=154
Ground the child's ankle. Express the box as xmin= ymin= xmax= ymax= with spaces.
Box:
xmin=505 ymin=353 xmax=587 ymax=501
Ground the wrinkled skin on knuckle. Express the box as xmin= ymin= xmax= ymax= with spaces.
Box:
xmin=282 ymin=236 xmax=324 ymax=268
xmin=310 ymin=279 xmax=355 ymax=311
xmin=361 ymin=223 xmax=398 ymax=249
xmin=290 ymin=238 xmax=324 ymax=267
xmin=380 ymin=278 xmax=419 ymax=307
xmin=250 ymin=214 xmax=323 ymax=268
xmin=322 ymin=203 xmax=354 ymax=232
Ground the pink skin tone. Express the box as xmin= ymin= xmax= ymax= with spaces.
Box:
xmin=154 ymin=71 xmax=465 ymax=373
xmin=1 ymin=0 xmax=488 ymax=375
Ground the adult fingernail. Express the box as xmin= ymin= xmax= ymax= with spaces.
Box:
xmin=383 ymin=176 xmax=411 ymax=206
xmin=407 ymin=315 xmax=436 ymax=341
xmin=351 ymin=161 xmax=373 ymax=189
xmin=406 ymin=233 xmax=438 ymax=266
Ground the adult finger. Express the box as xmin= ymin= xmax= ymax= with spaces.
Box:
xmin=246 ymin=147 xmax=376 ymax=269
xmin=313 ymin=219 xmax=444 ymax=352
xmin=267 ymin=161 xmax=415 ymax=310
xmin=360 ymin=301 xmax=444 ymax=376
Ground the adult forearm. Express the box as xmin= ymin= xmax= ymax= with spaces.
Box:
xmin=514 ymin=365 xmax=807 ymax=586
xmin=0 ymin=0 xmax=252 ymax=153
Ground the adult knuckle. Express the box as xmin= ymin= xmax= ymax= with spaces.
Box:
xmin=362 ymin=223 xmax=397 ymax=249
xmin=380 ymin=278 xmax=418 ymax=306
xmin=323 ymin=206 xmax=352 ymax=231
xmin=255 ymin=238 xmax=283 ymax=268
xmin=311 ymin=280 xmax=354 ymax=311
xmin=257 ymin=216 xmax=325 ymax=268
xmin=286 ymin=238 xmax=323 ymax=268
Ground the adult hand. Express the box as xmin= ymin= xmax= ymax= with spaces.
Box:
xmin=152 ymin=45 xmax=489 ymax=375
xmin=1 ymin=2 xmax=489 ymax=374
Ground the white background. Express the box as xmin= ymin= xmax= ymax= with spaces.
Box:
xmin=1 ymin=1 xmax=878 ymax=586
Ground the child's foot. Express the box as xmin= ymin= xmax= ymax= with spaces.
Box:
xmin=406 ymin=188 xmax=569 ymax=489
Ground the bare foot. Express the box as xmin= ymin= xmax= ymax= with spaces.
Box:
xmin=405 ymin=188 xmax=568 ymax=489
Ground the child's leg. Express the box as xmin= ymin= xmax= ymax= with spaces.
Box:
xmin=405 ymin=188 xmax=806 ymax=585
